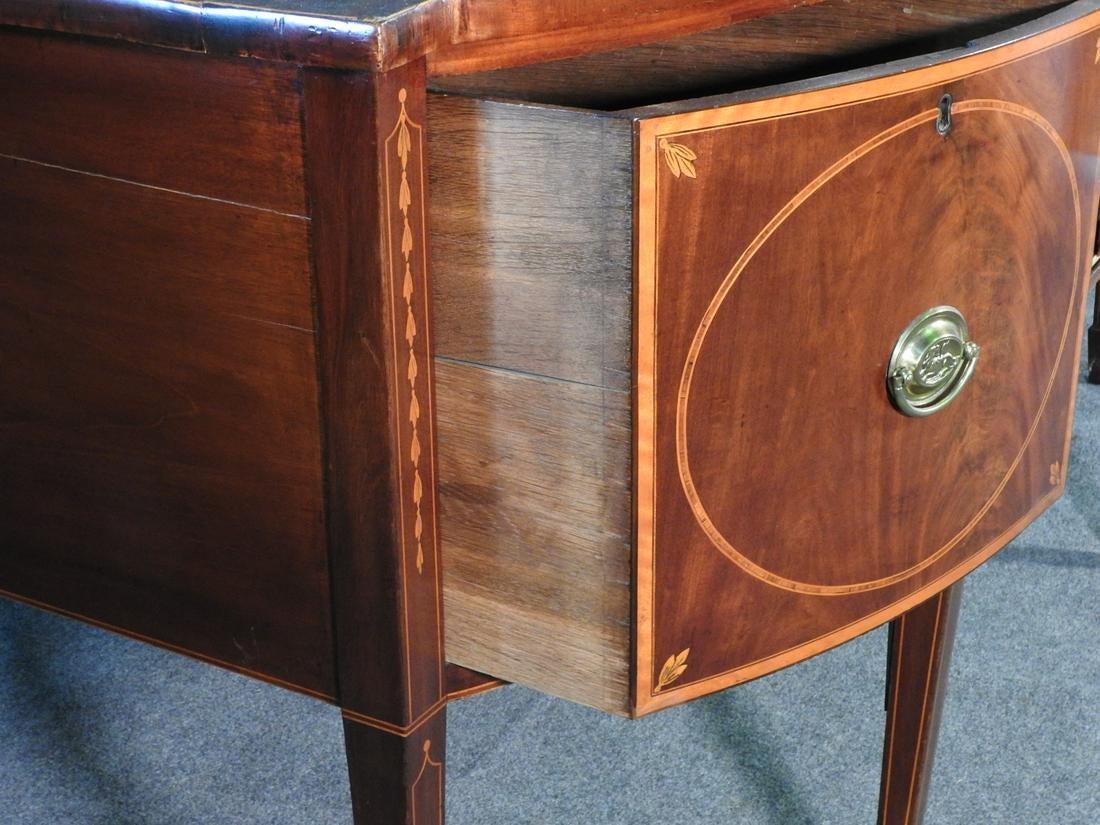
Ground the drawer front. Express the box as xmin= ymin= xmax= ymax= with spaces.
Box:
xmin=635 ymin=8 xmax=1100 ymax=714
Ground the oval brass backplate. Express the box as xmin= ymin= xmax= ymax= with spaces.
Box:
xmin=887 ymin=306 xmax=980 ymax=417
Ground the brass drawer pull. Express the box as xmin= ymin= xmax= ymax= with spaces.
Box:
xmin=887 ymin=306 xmax=980 ymax=417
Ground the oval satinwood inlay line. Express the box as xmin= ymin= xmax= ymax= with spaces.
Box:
xmin=674 ymin=100 xmax=1081 ymax=595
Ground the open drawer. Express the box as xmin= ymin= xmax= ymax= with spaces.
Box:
xmin=427 ymin=1 xmax=1100 ymax=716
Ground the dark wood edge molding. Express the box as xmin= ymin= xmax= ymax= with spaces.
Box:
xmin=0 ymin=586 xmax=508 ymax=723
xmin=446 ymin=680 xmax=509 ymax=701
xmin=340 ymin=670 xmax=507 ymax=737
xmin=444 ymin=663 xmax=509 ymax=701
xmin=0 ymin=0 xmax=819 ymax=74
xmin=425 ymin=0 xmax=818 ymax=76
xmin=0 ymin=0 xmax=384 ymax=70
xmin=623 ymin=0 xmax=1100 ymax=118
xmin=0 ymin=588 xmax=336 ymax=703
xmin=340 ymin=675 xmax=507 ymax=739
xmin=342 ymin=697 xmax=448 ymax=737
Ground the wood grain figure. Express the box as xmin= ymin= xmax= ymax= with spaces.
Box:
xmin=0 ymin=128 xmax=332 ymax=696
xmin=634 ymin=5 xmax=1100 ymax=714
xmin=2 ymin=1 xmax=1098 ymax=823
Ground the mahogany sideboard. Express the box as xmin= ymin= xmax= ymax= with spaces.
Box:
xmin=2 ymin=1 xmax=1100 ymax=822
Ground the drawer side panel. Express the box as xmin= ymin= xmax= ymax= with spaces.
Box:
xmin=428 ymin=95 xmax=634 ymax=391
xmin=436 ymin=360 xmax=632 ymax=714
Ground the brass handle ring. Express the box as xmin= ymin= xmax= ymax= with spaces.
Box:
xmin=887 ymin=306 xmax=980 ymax=418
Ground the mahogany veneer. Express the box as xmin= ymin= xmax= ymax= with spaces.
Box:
xmin=0 ymin=34 xmax=331 ymax=693
xmin=2 ymin=1 xmax=1099 ymax=823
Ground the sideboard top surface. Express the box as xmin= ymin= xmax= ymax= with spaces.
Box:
xmin=0 ymin=0 xmax=818 ymax=73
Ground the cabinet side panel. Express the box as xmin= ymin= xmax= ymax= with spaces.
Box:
xmin=0 ymin=28 xmax=307 ymax=215
xmin=0 ymin=125 xmax=333 ymax=694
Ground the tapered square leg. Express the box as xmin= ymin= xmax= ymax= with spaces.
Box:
xmin=344 ymin=708 xmax=446 ymax=825
xmin=878 ymin=584 xmax=962 ymax=825
xmin=1088 ymin=285 xmax=1100 ymax=384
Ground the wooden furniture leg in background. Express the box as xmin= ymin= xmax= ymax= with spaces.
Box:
xmin=1089 ymin=284 xmax=1100 ymax=384
xmin=303 ymin=59 xmax=447 ymax=824
xmin=1088 ymin=221 xmax=1100 ymax=384
xmin=878 ymin=584 xmax=963 ymax=825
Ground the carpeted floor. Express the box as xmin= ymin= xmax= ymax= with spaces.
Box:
xmin=2 ymin=317 xmax=1098 ymax=824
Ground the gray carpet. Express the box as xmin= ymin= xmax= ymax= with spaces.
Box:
xmin=2 ymin=319 xmax=1099 ymax=824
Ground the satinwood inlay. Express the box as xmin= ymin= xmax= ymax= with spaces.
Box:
xmin=659 ymin=138 xmax=699 ymax=179
xmin=411 ymin=739 xmax=443 ymax=825
xmin=634 ymin=13 xmax=1100 ymax=714
xmin=655 ymin=648 xmax=690 ymax=692
xmin=671 ymin=100 xmax=1079 ymax=596
xmin=391 ymin=87 xmax=428 ymax=577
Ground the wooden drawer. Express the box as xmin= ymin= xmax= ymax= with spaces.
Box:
xmin=429 ymin=2 xmax=1100 ymax=716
